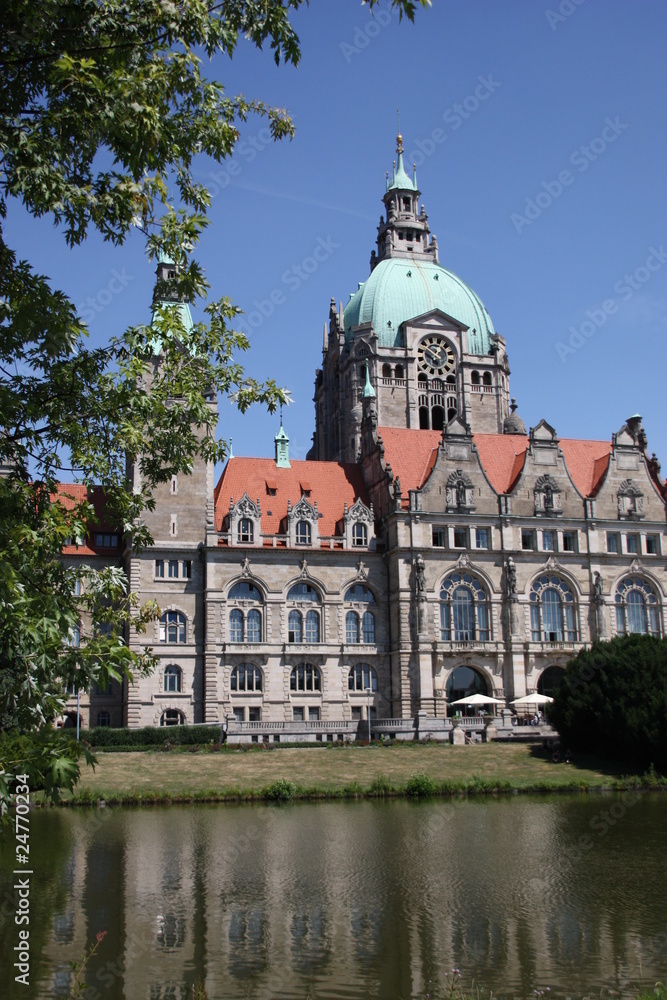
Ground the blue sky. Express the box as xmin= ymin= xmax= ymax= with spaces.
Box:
xmin=8 ymin=0 xmax=667 ymax=475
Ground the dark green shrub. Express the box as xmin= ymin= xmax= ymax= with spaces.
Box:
xmin=262 ymin=779 xmax=296 ymax=801
xmin=549 ymin=635 xmax=667 ymax=772
xmin=73 ymin=725 xmax=222 ymax=748
xmin=406 ymin=771 xmax=439 ymax=797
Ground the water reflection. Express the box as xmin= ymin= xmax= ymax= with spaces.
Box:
xmin=1 ymin=796 xmax=666 ymax=999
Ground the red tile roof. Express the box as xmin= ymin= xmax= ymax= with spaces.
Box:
xmin=379 ymin=428 xmax=441 ymax=499
xmin=559 ymin=439 xmax=612 ymax=496
xmin=214 ymin=458 xmax=370 ymax=536
xmin=473 ymin=434 xmax=528 ymax=494
xmin=53 ymin=484 xmax=120 ymax=556
xmin=380 ymin=428 xmax=616 ymax=499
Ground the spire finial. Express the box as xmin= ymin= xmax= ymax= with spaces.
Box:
xmin=362 ymin=359 xmax=376 ymax=399
xmin=229 ymin=437 xmax=234 ymax=460
xmin=396 ymin=108 xmax=402 ymax=151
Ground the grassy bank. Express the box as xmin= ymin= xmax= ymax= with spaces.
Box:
xmin=61 ymin=742 xmax=666 ymax=806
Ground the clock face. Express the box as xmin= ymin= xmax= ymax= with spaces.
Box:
xmin=417 ymin=335 xmax=455 ymax=376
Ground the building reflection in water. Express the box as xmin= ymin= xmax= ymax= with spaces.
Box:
xmin=5 ymin=797 xmax=665 ymax=1000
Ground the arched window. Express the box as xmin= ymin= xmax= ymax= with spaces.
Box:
xmin=295 ymin=520 xmax=312 ymax=545
xmin=229 ymin=608 xmax=244 ymax=642
xmin=471 ymin=370 xmax=480 ymax=385
xmin=287 ymin=582 xmax=321 ymax=602
xmin=97 ymin=711 xmax=111 ymax=727
xmin=615 ymin=577 xmax=660 ymax=635
xmin=246 ymin=609 xmax=261 ymax=642
xmin=345 ymin=584 xmax=376 ymax=604
xmin=530 ymin=576 xmax=577 ymax=641
xmin=164 ymin=665 xmax=182 ymax=693
xmin=305 ymin=609 xmax=320 ymax=643
xmin=231 ymin=664 xmax=263 ymax=692
xmin=395 ymin=364 xmax=404 ymax=380
xmin=352 ymin=523 xmax=367 ymax=547
xmin=362 ymin=610 xmax=375 ymax=644
xmin=382 ymin=363 xmax=392 ymax=378
xmin=346 ymin=611 xmax=359 ymax=643
xmin=290 ymin=664 xmax=321 ymax=692
xmin=237 ymin=518 xmax=253 ymax=543
xmin=348 ymin=663 xmax=378 ymax=692
xmin=537 ymin=665 xmax=565 ymax=699
xmin=288 ymin=610 xmax=303 ymax=643
xmin=229 ymin=581 xmax=262 ymax=601
xmin=440 ymin=574 xmax=489 ymax=641
xmin=160 ymin=709 xmax=185 ymax=727
xmin=482 ymin=372 xmax=492 ymax=386
xmin=446 ymin=666 xmax=488 ymax=714
xmin=160 ymin=611 xmax=186 ymax=644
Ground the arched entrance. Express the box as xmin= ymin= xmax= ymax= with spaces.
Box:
xmin=537 ymin=665 xmax=565 ymax=699
xmin=446 ymin=665 xmax=489 ymax=717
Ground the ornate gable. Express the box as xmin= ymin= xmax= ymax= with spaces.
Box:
xmin=343 ymin=497 xmax=376 ymax=550
xmin=228 ymin=492 xmax=262 ymax=547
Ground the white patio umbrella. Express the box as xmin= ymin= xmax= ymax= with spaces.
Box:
xmin=511 ymin=693 xmax=553 ymax=705
xmin=450 ymin=693 xmax=505 ymax=706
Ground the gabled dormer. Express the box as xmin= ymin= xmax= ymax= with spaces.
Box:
xmin=342 ymin=498 xmax=376 ymax=550
xmin=287 ymin=496 xmax=320 ymax=549
xmin=228 ymin=493 xmax=262 ymax=548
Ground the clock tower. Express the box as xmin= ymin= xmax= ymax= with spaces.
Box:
xmin=311 ymin=136 xmax=512 ymax=462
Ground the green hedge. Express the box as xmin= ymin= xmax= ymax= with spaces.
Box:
xmin=73 ymin=725 xmax=223 ymax=748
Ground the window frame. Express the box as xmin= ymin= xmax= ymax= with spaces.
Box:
xmin=529 ymin=576 xmax=577 ymax=642
xmin=163 ymin=664 xmax=182 ymax=693
xmin=440 ymin=573 xmax=489 ymax=642
xmin=159 ymin=611 xmax=186 ymax=644
xmin=295 ymin=520 xmax=312 ymax=546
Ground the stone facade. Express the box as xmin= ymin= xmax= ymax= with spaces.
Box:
xmin=63 ymin=138 xmax=667 ymax=733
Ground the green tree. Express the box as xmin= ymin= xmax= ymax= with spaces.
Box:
xmin=0 ymin=0 xmax=429 ymax=809
xmin=549 ymin=635 xmax=667 ymax=772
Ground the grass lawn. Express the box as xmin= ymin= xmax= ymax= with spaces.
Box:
xmin=68 ymin=742 xmax=652 ymax=804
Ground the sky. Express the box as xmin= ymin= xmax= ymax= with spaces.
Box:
xmin=8 ymin=0 xmax=667 ymax=477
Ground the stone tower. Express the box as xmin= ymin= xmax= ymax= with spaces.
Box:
xmin=311 ymin=136 xmax=513 ymax=462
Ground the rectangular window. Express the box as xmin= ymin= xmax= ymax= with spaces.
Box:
xmin=171 ymin=475 xmax=178 ymax=494
xmin=233 ymin=707 xmax=244 ymax=722
xmin=521 ymin=529 xmax=534 ymax=551
xmin=94 ymin=533 xmax=118 ymax=548
xmin=432 ymin=526 xmax=446 ymax=548
xmin=351 ymin=706 xmax=362 ymax=721
xmin=645 ymin=534 xmax=659 ymax=555
xmin=562 ymin=531 xmax=577 ymax=552
xmin=542 ymin=530 xmax=555 ymax=552
xmin=308 ymin=707 xmax=320 ymax=721
xmin=182 ymin=560 xmax=192 ymax=579
xmin=168 ymin=559 xmax=179 ymax=578
xmin=475 ymin=528 xmax=489 ymax=549
xmin=453 ymin=527 xmax=467 ymax=548
xmin=292 ymin=707 xmax=305 ymax=722
xmin=606 ymin=532 xmax=620 ymax=553
xmin=155 ymin=559 xmax=164 ymax=578
xmin=247 ymin=707 xmax=261 ymax=722
xmin=625 ymin=533 xmax=639 ymax=554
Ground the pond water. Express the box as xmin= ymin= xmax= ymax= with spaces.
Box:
xmin=1 ymin=794 xmax=666 ymax=999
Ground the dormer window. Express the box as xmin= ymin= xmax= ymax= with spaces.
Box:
xmin=295 ymin=521 xmax=311 ymax=546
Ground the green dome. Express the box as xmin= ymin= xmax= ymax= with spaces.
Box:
xmin=343 ymin=258 xmax=495 ymax=355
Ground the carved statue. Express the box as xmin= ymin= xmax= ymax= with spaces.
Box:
xmin=456 ymin=478 xmax=466 ymax=508
xmin=593 ymin=571 xmax=604 ymax=601
xmin=544 ymin=483 xmax=553 ymax=511
xmin=393 ymin=476 xmax=402 ymax=500
xmin=505 ymin=557 xmax=517 ymax=596
xmin=414 ymin=554 xmax=426 ymax=596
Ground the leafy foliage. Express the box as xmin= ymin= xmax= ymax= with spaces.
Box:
xmin=0 ymin=0 xmax=429 ymax=809
xmin=549 ymin=635 xmax=667 ymax=772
